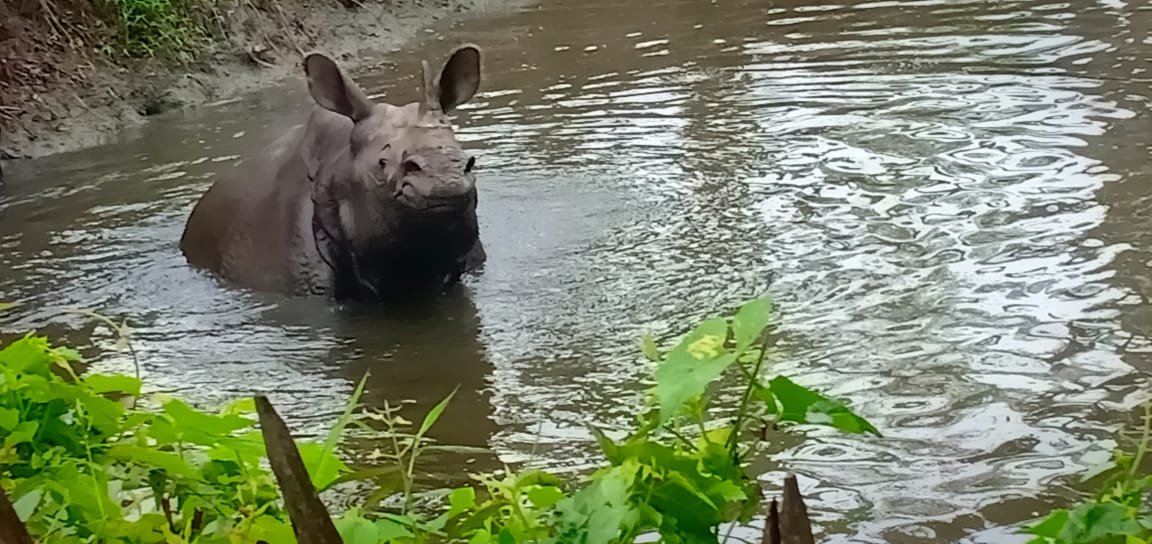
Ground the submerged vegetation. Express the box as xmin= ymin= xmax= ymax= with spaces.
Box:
xmin=0 ymin=296 xmax=1147 ymax=543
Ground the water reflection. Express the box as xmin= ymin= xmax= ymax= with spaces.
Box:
xmin=2 ymin=0 xmax=1152 ymax=541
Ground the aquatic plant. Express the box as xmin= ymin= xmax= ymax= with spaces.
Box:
xmin=0 ymin=296 xmax=881 ymax=542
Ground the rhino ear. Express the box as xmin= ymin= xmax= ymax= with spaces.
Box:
xmin=304 ymin=53 xmax=374 ymax=122
xmin=423 ymin=44 xmax=481 ymax=113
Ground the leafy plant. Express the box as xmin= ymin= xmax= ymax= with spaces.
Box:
xmin=1025 ymin=402 xmax=1152 ymax=544
xmin=102 ymin=0 xmax=206 ymax=58
xmin=1 ymin=295 xmax=881 ymax=543
xmin=0 ymin=331 xmax=351 ymax=543
xmin=326 ymin=295 xmax=880 ymax=543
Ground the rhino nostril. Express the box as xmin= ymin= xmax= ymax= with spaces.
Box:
xmin=393 ymin=180 xmax=412 ymax=198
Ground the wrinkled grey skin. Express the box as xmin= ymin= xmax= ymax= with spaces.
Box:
xmin=180 ymin=45 xmax=487 ymax=301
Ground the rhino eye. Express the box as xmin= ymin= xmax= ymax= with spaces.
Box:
xmin=465 ymin=156 xmax=476 ymax=173
xmin=378 ymin=158 xmax=387 ymax=168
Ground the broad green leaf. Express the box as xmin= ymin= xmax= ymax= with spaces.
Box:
xmin=448 ymin=486 xmax=476 ymax=517
xmin=11 ymin=488 xmax=41 ymax=520
xmin=706 ymin=479 xmax=748 ymax=503
xmin=470 ymin=531 xmax=492 ymax=544
xmin=83 ymin=374 xmax=141 ymax=396
xmin=5 ymin=421 xmax=39 ymax=447
xmin=335 ymin=510 xmax=381 ymax=544
xmin=498 ymin=527 xmax=517 ymax=544
xmin=375 ymin=518 xmax=415 ymax=541
xmin=654 ymin=318 xmax=736 ymax=423
xmin=298 ymin=441 xmax=349 ymax=491
xmin=77 ymin=393 xmax=127 ymax=435
xmin=768 ymin=376 xmax=880 ymax=436
xmin=162 ymin=398 xmax=254 ymax=440
xmin=1071 ymin=502 xmax=1143 ymax=540
xmin=0 ymin=407 xmax=19 ymax=432
xmin=248 ymin=515 xmax=298 ymax=543
xmin=553 ymin=461 xmax=640 ymax=544
xmin=641 ymin=333 xmax=661 ymax=362
xmin=731 ymin=296 xmax=772 ymax=351
xmin=0 ymin=336 xmax=52 ymax=374
xmin=418 ymin=386 xmax=459 ymax=438
xmin=528 ymin=486 xmax=566 ymax=509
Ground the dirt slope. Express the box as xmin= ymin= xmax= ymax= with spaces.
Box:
xmin=0 ymin=0 xmax=506 ymax=161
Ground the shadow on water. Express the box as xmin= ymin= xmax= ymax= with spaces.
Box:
xmin=2 ymin=0 xmax=1152 ymax=542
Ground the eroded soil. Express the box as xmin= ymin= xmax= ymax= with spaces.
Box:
xmin=0 ymin=0 xmax=510 ymax=161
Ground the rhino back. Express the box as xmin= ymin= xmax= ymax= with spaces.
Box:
xmin=180 ymin=125 xmax=311 ymax=290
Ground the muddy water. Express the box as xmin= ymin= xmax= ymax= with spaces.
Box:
xmin=3 ymin=0 xmax=1152 ymax=541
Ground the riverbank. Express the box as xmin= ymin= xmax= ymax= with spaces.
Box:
xmin=0 ymin=0 xmax=514 ymax=163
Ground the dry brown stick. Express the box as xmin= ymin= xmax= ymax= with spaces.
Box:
xmin=255 ymin=395 xmax=343 ymax=544
xmin=780 ymin=475 xmax=815 ymax=544
xmin=765 ymin=497 xmax=782 ymax=544
xmin=761 ymin=474 xmax=816 ymax=544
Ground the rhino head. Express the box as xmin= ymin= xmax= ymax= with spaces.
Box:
xmin=303 ymin=46 xmax=486 ymax=299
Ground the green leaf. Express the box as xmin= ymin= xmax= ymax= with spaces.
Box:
xmin=248 ymin=515 xmax=298 ymax=543
xmin=11 ymin=488 xmax=42 ymax=520
xmin=1025 ymin=509 xmax=1069 ymax=537
xmin=498 ymin=527 xmax=517 ymax=544
xmin=298 ymin=441 xmax=349 ymax=491
xmin=315 ymin=374 xmax=368 ymax=487
xmin=654 ymin=318 xmax=735 ymax=423
xmin=54 ymin=346 xmax=82 ymax=362
xmin=83 ymin=374 xmax=141 ymax=396
xmin=527 ymin=486 xmax=566 ymax=509
xmin=448 ymin=486 xmax=476 ymax=518
xmin=78 ymin=393 xmax=126 ymax=435
xmin=222 ymin=397 xmax=257 ymax=415
xmin=755 ymin=383 xmax=778 ymax=415
xmin=375 ymin=518 xmax=414 ymax=541
xmin=553 ymin=461 xmax=640 ymax=544
xmin=731 ymin=296 xmax=772 ymax=351
xmin=768 ymin=376 xmax=880 ymax=436
xmin=5 ymin=421 xmax=39 ymax=448
xmin=162 ymin=398 xmax=254 ymax=442
xmin=0 ymin=408 xmax=19 ymax=432
xmin=418 ymin=386 xmax=459 ymax=438
xmin=0 ymin=336 xmax=53 ymax=374
xmin=1074 ymin=502 xmax=1143 ymax=539
xmin=641 ymin=333 xmax=661 ymax=362
xmin=336 ymin=510 xmax=382 ymax=544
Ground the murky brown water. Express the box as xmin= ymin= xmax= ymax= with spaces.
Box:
xmin=3 ymin=0 xmax=1152 ymax=541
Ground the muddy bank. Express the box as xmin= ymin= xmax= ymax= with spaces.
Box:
xmin=0 ymin=0 xmax=520 ymax=163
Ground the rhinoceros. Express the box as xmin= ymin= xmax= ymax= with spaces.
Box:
xmin=179 ymin=45 xmax=487 ymax=301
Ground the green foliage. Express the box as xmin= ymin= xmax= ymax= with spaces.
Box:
xmin=0 ymin=331 xmax=348 ymax=543
xmin=102 ymin=0 xmax=206 ymax=58
xmin=0 ymin=295 xmax=882 ymax=543
xmin=332 ymin=295 xmax=879 ymax=543
xmin=1025 ymin=403 xmax=1152 ymax=544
